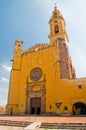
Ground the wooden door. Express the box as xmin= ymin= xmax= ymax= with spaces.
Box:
xmin=30 ymin=97 xmax=41 ymax=114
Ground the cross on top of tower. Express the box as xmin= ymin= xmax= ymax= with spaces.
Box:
xmin=54 ymin=3 xmax=57 ymax=10
xmin=54 ymin=3 xmax=57 ymax=8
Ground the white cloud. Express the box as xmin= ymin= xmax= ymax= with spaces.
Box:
xmin=0 ymin=99 xmax=7 ymax=107
xmin=0 ymin=83 xmax=9 ymax=107
xmin=0 ymin=77 xmax=9 ymax=82
xmin=3 ymin=65 xmax=11 ymax=72
xmin=0 ymin=63 xmax=11 ymax=106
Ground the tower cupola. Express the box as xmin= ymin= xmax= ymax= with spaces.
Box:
xmin=48 ymin=6 xmax=69 ymax=45
xmin=52 ymin=6 xmax=62 ymax=19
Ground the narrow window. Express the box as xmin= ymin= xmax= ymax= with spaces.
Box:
xmin=78 ymin=84 xmax=82 ymax=89
xmin=64 ymin=106 xmax=68 ymax=110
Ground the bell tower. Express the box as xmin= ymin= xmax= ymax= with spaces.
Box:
xmin=48 ymin=6 xmax=76 ymax=79
xmin=48 ymin=6 xmax=69 ymax=45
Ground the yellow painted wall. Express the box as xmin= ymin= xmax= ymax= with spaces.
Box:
xmin=53 ymin=78 xmax=86 ymax=114
xmin=6 ymin=39 xmax=86 ymax=115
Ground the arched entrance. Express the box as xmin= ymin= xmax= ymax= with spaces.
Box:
xmin=73 ymin=102 xmax=86 ymax=115
xmin=26 ymin=79 xmax=46 ymax=115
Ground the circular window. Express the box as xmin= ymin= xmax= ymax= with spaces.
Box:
xmin=30 ymin=67 xmax=42 ymax=81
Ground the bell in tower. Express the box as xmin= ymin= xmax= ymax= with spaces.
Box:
xmin=48 ymin=5 xmax=69 ymax=45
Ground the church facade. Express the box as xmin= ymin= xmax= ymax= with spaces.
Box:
xmin=6 ymin=6 xmax=86 ymax=115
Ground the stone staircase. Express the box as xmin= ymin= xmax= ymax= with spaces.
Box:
xmin=0 ymin=120 xmax=86 ymax=129
xmin=0 ymin=120 xmax=31 ymax=127
xmin=41 ymin=123 xmax=86 ymax=129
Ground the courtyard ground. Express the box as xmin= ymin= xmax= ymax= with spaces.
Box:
xmin=0 ymin=116 xmax=86 ymax=124
xmin=0 ymin=116 xmax=86 ymax=129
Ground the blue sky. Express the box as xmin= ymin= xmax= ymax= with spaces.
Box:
xmin=0 ymin=0 xmax=86 ymax=107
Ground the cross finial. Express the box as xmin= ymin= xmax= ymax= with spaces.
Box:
xmin=55 ymin=3 xmax=56 ymax=7
xmin=54 ymin=3 xmax=57 ymax=9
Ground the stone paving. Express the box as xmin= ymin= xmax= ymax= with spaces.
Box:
xmin=0 ymin=126 xmax=55 ymax=130
xmin=0 ymin=116 xmax=86 ymax=124
xmin=0 ymin=126 xmax=24 ymax=130
xmin=0 ymin=116 xmax=86 ymax=130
